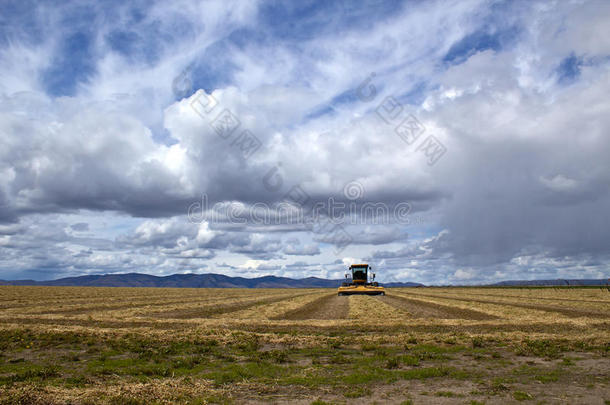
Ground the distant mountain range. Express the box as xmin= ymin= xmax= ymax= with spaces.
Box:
xmin=0 ymin=272 xmax=423 ymax=288
xmin=489 ymin=279 xmax=609 ymax=287
xmin=0 ymin=273 xmax=606 ymax=288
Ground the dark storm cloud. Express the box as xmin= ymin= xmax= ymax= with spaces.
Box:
xmin=70 ymin=223 xmax=90 ymax=232
xmin=431 ymin=76 xmax=610 ymax=267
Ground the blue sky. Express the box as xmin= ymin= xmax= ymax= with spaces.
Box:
xmin=0 ymin=0 xmax=609 ymax=283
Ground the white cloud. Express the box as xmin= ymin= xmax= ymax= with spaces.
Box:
xmin=453 ymin=268 xmax=476 ymax=280
xmin=196 ymin=222 xmax=216 ymax=244
xmin=539 ymin=175 xmax=578 ymax=192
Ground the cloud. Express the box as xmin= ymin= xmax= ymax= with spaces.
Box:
xmin=70 ymin=222 xmax=90 ymax=232
xmin=539 ymin=175 xmax=578 ymax=192
xmin=0 ymin=0 xmax=609 ymax=283
xmin=452 ymin=268 xmax=476 ymax=281
xmin=282 ymin=238 xmax=320 ymax=256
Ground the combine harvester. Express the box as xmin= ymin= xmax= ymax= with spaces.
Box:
xmin=337 ymin=263 xmax=385 ymax=296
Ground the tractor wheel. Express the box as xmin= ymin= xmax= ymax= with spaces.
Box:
xmin=380 ymin=292 xmax=385 ymax=296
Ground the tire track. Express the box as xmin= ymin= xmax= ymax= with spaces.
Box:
xmin=377 ymin=294 xmax=498 ymax=320
xmin=276 ymin=294 xmax=349 ymax=320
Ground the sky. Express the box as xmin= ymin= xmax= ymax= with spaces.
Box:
xmin=0 ymin=0 xmax=609 ymax=284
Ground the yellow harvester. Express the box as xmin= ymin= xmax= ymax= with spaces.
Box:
xmin=337 ymin=263 xmax=385 ymax=296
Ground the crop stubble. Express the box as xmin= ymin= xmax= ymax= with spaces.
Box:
xmin=0 ymin=286 xmax=608 ymax=404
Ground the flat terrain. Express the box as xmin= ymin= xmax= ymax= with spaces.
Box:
xmin=0 ymin=286 xmax=608 ymax=404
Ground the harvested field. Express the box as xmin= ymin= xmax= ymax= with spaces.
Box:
xmin=277 ymin=293 xmax=349 ymax=320
xmin=150 ymin=292 xmax=311 ymax=319
xmin=403 ymin=291 xmax=609 ymax=319
xmin=0 ymin=286 xmax=608 ymax=404
xmin=377 ymin=294 xmax=498 ymax=320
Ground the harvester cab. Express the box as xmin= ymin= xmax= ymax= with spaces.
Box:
xmin=337 ymin=264 xmax=385 ymax=296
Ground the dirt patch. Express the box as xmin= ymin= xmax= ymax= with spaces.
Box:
xmin=276 ymin=294 xmax=349 ymax=320
xmin=377 ymin=294 xmax=498 ymax=320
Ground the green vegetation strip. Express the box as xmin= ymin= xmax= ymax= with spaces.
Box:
xmin=0 ymin=329 xmax=606 ymax=389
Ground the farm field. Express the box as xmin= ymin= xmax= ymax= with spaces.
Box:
xmin=0 ymin=286 xmax=608 ymax=404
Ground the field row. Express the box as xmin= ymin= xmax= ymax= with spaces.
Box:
xmin=2 ymin=287 xmax=609 ymax=321
xmin=0 ymin=286 xmax=608 ymax=404
xmin=0 ymin=287 xmax=608 ymax=342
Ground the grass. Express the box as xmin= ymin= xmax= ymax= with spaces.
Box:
xmin=511 ymin=364 xmax=564 ymax=383
xmin=515 ymin=339 xmax=564 ymax=358
xmin=0 ymin=364 xmax=60 ymax=385
xmin=513 ymin=391 xmax=533 ymax=401
xmin=435 ymin=390 xmax=462 ymax=397
xmin=343 ymin=386 xmax=371 ymax=398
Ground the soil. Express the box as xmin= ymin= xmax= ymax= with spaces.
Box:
xmin=277 ymin=294 xmax=349 ymax=320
